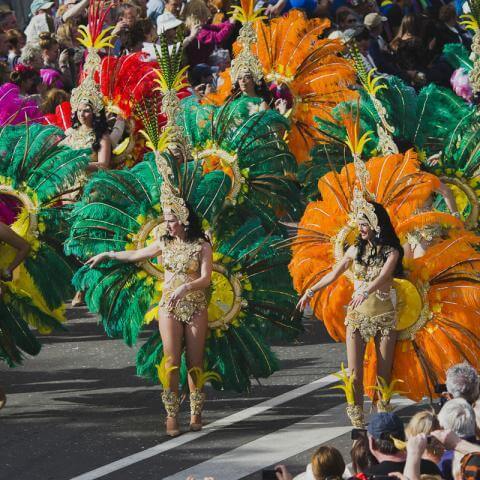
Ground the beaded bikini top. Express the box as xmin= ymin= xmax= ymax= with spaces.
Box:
xmin=352 ymin=244 xmax=394 ymax=283
xmin=161 ymin=237 xmax=203 ymax=276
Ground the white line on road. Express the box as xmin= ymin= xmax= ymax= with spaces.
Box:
xmin=163 ymin=397 xmax=416 ymax=480
xmin=69 ymin=374 xmax=340 ymax=480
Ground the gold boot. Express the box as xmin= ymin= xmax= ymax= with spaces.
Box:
xmin=161 ymin=389 xmax=180 ymax=437
xmin=189 ymin=389 xmax=205 ymax=432
xmin=346 ymin=404 xmax=365 ymax=428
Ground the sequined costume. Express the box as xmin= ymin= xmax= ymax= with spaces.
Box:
xmin=159 ymin=237 xmax=207 ymax=323
xmin=345 ymin=244 xmax=397 ymax=342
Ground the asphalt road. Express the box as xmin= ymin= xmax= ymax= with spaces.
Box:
xmin=0 ymin=307 xmax=431 ymax=480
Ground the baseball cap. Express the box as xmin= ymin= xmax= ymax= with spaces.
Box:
xmin=364 ymin=12 xmax=387 ymax=29
xmin=462 ymin=453 xmax=480 ymax=480
xmin=367 ymin=413 xmax=405 ymax=441
xmin=30 ymin=0 xmax=55 ymax=15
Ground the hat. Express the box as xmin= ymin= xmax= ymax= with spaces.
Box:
xmin=364 ymin=12 xmax=387 ymax=29
xmin=30 ymin=0 xmax=54 ymax=15
xmin=367 ymin=413 xmax=405 ymax=441
xmin=156 ymin=12 xmax=183 ymax=33
xmin=462 ymin=453 xmax=480 ymax=480
xmin=0 ymin=5 xmax=13 ymax=14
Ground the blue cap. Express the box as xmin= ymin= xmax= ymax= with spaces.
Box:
xmin=30 ymin=0 xmax=54 ymax=15
xmin=367 ymin=413 xmax=405 ymax=440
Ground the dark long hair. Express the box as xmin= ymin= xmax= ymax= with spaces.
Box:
xmin=355 ymin=201 xmax=404 ymax=277
xmin=162 ymin=203 xmax=210 ymax=243
xmin=71 ymin=104 xmax=109 ymax=153
xmin=231 ymin=78 xmax=274 ymax=106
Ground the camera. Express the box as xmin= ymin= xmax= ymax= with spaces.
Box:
xmin=434 ymin=383 xmax=447 ymax=394
xmin=351 ymin=428 xmax=367 ymax=440
xmin=262 ymin=468 xmax=279 ymax=480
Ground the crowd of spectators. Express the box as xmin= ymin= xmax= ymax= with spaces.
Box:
xmin=266 ymin=362 xmax=480 ymax=480
xmin=0 ymin=0 xmax=473 ymax=125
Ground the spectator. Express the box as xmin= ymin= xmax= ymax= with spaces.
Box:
xmin=125 ymin=18 xmax=156 ymax=52
xmin=147 ymin=0 xmax=165 ymax=23
xmin=164 ymin=0 xmax=183 ymax=18
xmin=19 ymin=43 xmax=44 ymax=71
xmin=431 ymin=3 xmax=471 ymax=57
xmin=446 ymin=362 xmax=480 ymax=405
xmin=24 ymin=0 xmax=55 ymax=44
xmin=438 ymin=398 xmax=478 ymax=480
xmin=364 ymin=12 xmax=389 ymax=53
xmin=112 ymin=3 xmax=140 ymax=56
xmin=40 ymin=87 xmax=70 ymax=114
xmin=348 ymin=432 xmax=378 ymax=475
xmin=190 ymin=63 xmax=218 ymax=98
xmin=10 ymin=64 xmax=42 ymax=97
xmin=184 ymin=0 xmax=235 ymax=67
xmin=390 ymin=14 xmax=429 ymax=86
xmin=353 ymin=26 xmax=401 ymax=76
xmin=336 ymin=7 xmax=360 ymax=31
xmin=406 ymin=411 xmax=445 ymax=464
xmin=0 ymin=28 xmax=9 ymax=63
xmin=365 ymin=412 xmax=442 ymax=476
xmin=0 ymin=4 xmax=16 ymax=30
xmin=5 ymin=29 xmax=26 ymax=70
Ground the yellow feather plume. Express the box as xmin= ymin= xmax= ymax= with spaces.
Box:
xmin=459 ymin=14 xmax=479 ymax=32
xmin=330 ymin=362 xmax=356 ymax=405
xmin=368 ymin=376 xmax=406 ymax=403
xmin=156 ymin=355 xmax=178 ymax=390
xmin=188 ymin=367 xmax=222 ymax=390
xmin=77 ymin=25 xmax=115 ymax=50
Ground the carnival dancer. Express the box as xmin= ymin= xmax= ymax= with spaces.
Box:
xmin=290 ymin=113 xmax=480 ymax=426
xmin=86 ymin=172 xmax=213 ymax=437
xmin=297 ymin=188 xmax=403 ymax=427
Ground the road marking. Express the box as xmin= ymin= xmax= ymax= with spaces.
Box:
xmin=70 ymin=373 xmax=340 ymax=480
xmin=164 ymin=397 xmax=416 ymax=480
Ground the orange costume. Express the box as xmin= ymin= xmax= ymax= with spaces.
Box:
xmin=290 ymin=148 xmax=480 ymax=403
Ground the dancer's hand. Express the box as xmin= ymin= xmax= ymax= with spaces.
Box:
xmin=86 ymin=252 xmax=110 ymax=268
xmin=296 ymin=292 xmax=310 ymax=312
xmin=168 ymin=285 xmax=188 ymax=310
xmin=349 ymin=293 xmax=367 ymax=309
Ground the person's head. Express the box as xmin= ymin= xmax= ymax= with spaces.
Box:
xmin=190 ymin=63 xmax=217 ymax=88
xmin=125 ymin=18 xmax=156 ymax=51
xmin=56 ymin=20 xmax=79 ymax=49
xmin=311 ymin=446 xmax=345 ymax=480
xmin=237 ymin=69 xmax=255 ymax=95
xmin=336 ymin=7 xmax=359 ymax=31
xmin=40 ymin=88 xmax=70 ymax=114
xmin=116 ymin=3 xmax=139 ymax=29
xmin=20 ymin=43 xmax=43 ymax=70
xmin=367 ymin=413 xmax=406 ymax=460
xmin=351 ymin=434 xmax=378 ymax=473
xmin=30 ymin=0 xmax=55 ymax=16
xmin=165 ymin=0 xmax=183 ymax=17
xmin=438 ymin=398 xmax=476 ymax=439
xmin=38 ymin=32 xmax=60 ymax=65
xmin=5 ymin=29 xmax=26 ymax=54
xmin=446 ymin=363 xmax=480 ymax=405
xmin=0 ymin=7 xmax=17 ymax=31
xmin=10 ymin=64 xmax=42 ymax=94
xmin=71 ymin=102 xmax=109 ymax=152
xmin=163 ymin=203 xmax=209 ymax=242
xmin=355 ymin=201 xmax=404 ymax=276
xmin=439 ymin=3 xmax=457 ymax=25
xmin=232 ymin=70 xmax=273 ymax=104
xmin=0 ymin=29 xmax=8 ymax=57
xmin=364 ymin=12 xmax=386 ymax=35
xmin=396 ymin=14 xmax=421 ymax=38
xmin=156 ymin=12 xmax=183 ymax=39
xmin=406 ymin=411 xmax=445 ymax=462
xmin=352 ymin=26 xmax=371 ymax=53
xmin=184 ymin=0 xmax=212 ymax=25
